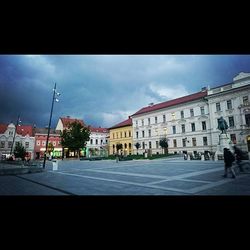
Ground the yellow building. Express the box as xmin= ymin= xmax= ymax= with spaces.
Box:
xmin=109 ymin=117 xmax=133 ymax=156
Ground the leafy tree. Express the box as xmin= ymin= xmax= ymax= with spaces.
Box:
xmin=48 ymin=142 xmax=54 ymax=155
xmin=60 ymin=121 xmax=91 ymax=158
xmin=14 ymin=142 xmax=26 ymax=160
xmin=134 ymin=142 xmax=141 ymax=154
xmin=159 ymin=138 xmax=168 ymax=154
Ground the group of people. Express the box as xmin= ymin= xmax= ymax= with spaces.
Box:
xmin=223 ymin=146 xmax=245 ymax=179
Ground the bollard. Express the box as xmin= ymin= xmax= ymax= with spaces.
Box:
xmin=52 ymin=159 xmax=58 ymax=171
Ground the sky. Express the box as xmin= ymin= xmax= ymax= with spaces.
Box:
xmin=0 ymin=55 xmax=250 ymax=129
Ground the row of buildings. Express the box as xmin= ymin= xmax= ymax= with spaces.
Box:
xmin=1 ymin=72 xmax=250 ymax=159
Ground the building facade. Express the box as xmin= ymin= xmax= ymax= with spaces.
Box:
xmin=0 ymin=123 xmax=35 ymax=159
xmin=131 ymin=72 xmax=250 ymax=156
xmin=34 ymin=128 xmax=62 ymax=159
xmin=85 ymin=127 xmax=109 ymax=157
xmin=108 ymin=117 xmax=133 ymax=156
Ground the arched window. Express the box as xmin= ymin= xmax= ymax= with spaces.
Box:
xmin=124 ymin=143 xmax=127 ymax=149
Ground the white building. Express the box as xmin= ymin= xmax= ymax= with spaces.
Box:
xmin=86 ymin=127 xmax=109 ymax=157
xmin=0 ymin=123 xmax=35 ymax=159
xmin=131 ymin=72 xmax=250 ymax=156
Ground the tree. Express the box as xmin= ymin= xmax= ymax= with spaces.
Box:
xmin=134 ymin=142 xmax=141 ymax=155
xmin=48 ymin=142 xmax=54 ymax=156
xmin=60 ymin=121 xmax=91 ymax=158
xmin=159 ymin=138 xmax=168 ymax=154
xmin=14 ymin=142 xmax=26 ymax=160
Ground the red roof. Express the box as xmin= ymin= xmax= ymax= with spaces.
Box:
xmin=90 ymin=127 xmax=109 ymax=133
xmin=60 ymin=117 xmax=85 ymax=128
xmin=109 ymin=118 xmax=132 ymax=129
xmin=132 ymin=91 xmax=207 ymax=116
xmin=0 ymin=124 xmax=34 ymax=136
xmin=0 ymin=124 xmax=8 ymax=134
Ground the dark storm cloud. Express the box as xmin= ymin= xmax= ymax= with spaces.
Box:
xmin=1 ymin=55 xmax=250 ymax=129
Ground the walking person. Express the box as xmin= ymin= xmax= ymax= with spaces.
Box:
xmin=223 ymin=148 xmax=236 ymax=178
xmin=233 ymin=146 xmax=244 ymax=173
xmin=115 ymin=153 xmax=119 ymax=163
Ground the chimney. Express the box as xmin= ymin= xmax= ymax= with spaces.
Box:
xmin=66 ymin=116 xmax=70 ymax=118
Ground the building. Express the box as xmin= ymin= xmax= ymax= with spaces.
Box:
xmin=130 ymin=72 xmax=250 ymax=157
xmin=86 ymin=127 xmax=109 ymax=157
xmin=34 ymin=128 xmax=62 ymax=159
xmin=131 ymin=91 xmax=209 ymax=156
xmin=108 ymin=117 xmax=133 ymax=156
xmin=0 ymin=123 xmax=35 ymax=159
xmin=55 ymin=116 xmax=86 ymax=158
xmin=207 ymin=72 xmax=250 ymax=153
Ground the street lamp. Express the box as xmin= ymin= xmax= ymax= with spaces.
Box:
xmin=10 ymin=114 xmax=21 ymax=156
xmin=42 ymin=83 xmax=60 ymax=169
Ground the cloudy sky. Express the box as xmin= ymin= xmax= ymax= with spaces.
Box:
xmin=0 ymin=55 xmax=250 ymax=129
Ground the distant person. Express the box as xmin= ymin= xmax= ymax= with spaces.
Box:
xmin=233 ymin=146 xmax=244 ymax=172
xmin=115 ymin=153 xmax=119 ymax=163
xmin=223 ymin=148 xmax=236 ymax=178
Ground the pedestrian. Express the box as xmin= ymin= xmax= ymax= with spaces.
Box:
xmin=115 ymin=153 xmax=119 ymax=163
xmin=233 ymin=146 xmax=244 ymax=172
xmin=223 ymin=148 xmax=236 ymax=178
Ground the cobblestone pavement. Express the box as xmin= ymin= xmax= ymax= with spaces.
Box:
xmin=1 ymin=158 xmax=250 ymax=195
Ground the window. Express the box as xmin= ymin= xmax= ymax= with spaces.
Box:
xmin=136 ymin=131 xmax=139 ymax=139
xmin=227 ymin=100 xmax=232 ymax=110
xmin=172 ymin=126 xmax=176 ymax=134
xmin=156 ymin=141 xmax=159 ymax=149
xmin=155 ymin=117 xmax=157 ymax=124
xmin=8 ymin=141 xmax=12 ymax=148
xmin=181 ymin=124 xmax=185 ymax=133
xmin=243 ymin=96 xmax=249 ymax=105
xmin=180 ymin=110 xmax=184 ymax=119
xmin=136 ymin=121 xmax=138 ymax=127
xmin=113 ymin=133 xmax=115 ymax=139
xmin=101 ymin=139 xmax=103 ymax=144
xmin=90 ymin=139 xmax=93 ymax=145
xmin=96 ymin=139 xmax=98 ymax=145
xmin=142 ymin=142 xmax=145 ymax=149
xmin=141 ymin=120 xmax=144 ymax=126
xmin=228 ymin=116 xmax=235 ymax=127
xmin=116 ymin=132 xmax=118 ymax=138
xmin=25 ymin=142 xmax=29 ymax=148
xmin=192 ymin=138 xmax=197 ymax=146
xmin=191 ymin=123 xmax=195 ymax=132
xmin=148 ymin=118 xmax=151 ymax=125
xmin=58 ymin=141 xmax=61 ymax=146
xmin=42 ymin=141 xmax=46 ymax=146
xmin=202 ymin=121 xmax=206 ymax=131
xmin=173 ymin=139 xmax=177 ymax=148
xmin=172 ymin=113 xmax=176 ymax=120
xmin=37 ymin=140 xmax=40 ymax=146
xmin=182 ymin=139 xmax=186 ymax=147
xmin=216 ymin=102 xmax=221 ymax=112
xmin=148 ymin=129 xmax=151 ymax=137
xmin=149 ymin=141 xmax=152 ymax=149
xmin=0 ymin=141 xmax=5 ymax=148
xmin=245 ymin=114 xmax=250 ymax=126
xmin=230 ymin=134 xmax=236 ymax=144
xmin=203 ymin=137 xmax=208 ymax=146
xmin=142 ymin=131 xmax=145 ymax=138
xmin=163 ymin=115 xmax=166 ymax=123
xmin=120 ymin=132 xmax=122 ymax=138
xmin=53 ymin=142 xmax=56 ymax=146
xmin=9 ymin=131 xmax=13 ymax=136
xmin=200 ymin=106 xmax=205 ymax=115
xmin=129 ymin=131 xmax=131 ymax=137
xmin=190 ymin=109 xmax=194 ymax=117
xmin=106 ymin=140 xmax=108 ymax=144
xmin=124 ymin=132 xmax=127 ymax=138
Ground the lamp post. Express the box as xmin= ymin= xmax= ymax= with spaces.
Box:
xmin=42 ymin=83 xmax=60 ymax=169
xmin=10 ymin=114 xmax=21 ymax=156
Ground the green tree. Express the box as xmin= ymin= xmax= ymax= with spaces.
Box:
xmin=60 ymin=121 xmax=91 ymax=158
xmin=134 ymin=142 xmax=141 ymax=155
xmin=48 ymin=142 xmax=54 ymax=155
xmin=14 ymin=142 xmax=26 ymax=160
xmin=159 ymin=138 xmax=168 ymax=154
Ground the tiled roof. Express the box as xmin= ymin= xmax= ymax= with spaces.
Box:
xmin=0 ymin=124 xmax=34 ymax=136
xmin=132 ymin=91 xmax=207 ymax=116
xmin=90 ymin=127 xmax=109 ymax=133
xmin=60 ymin=117 xmax=85 ymax=128
xmin=0 ymin=124 xmax=8 ymax=134
xmin=109 ymin=118 xmax=132 ymax=129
